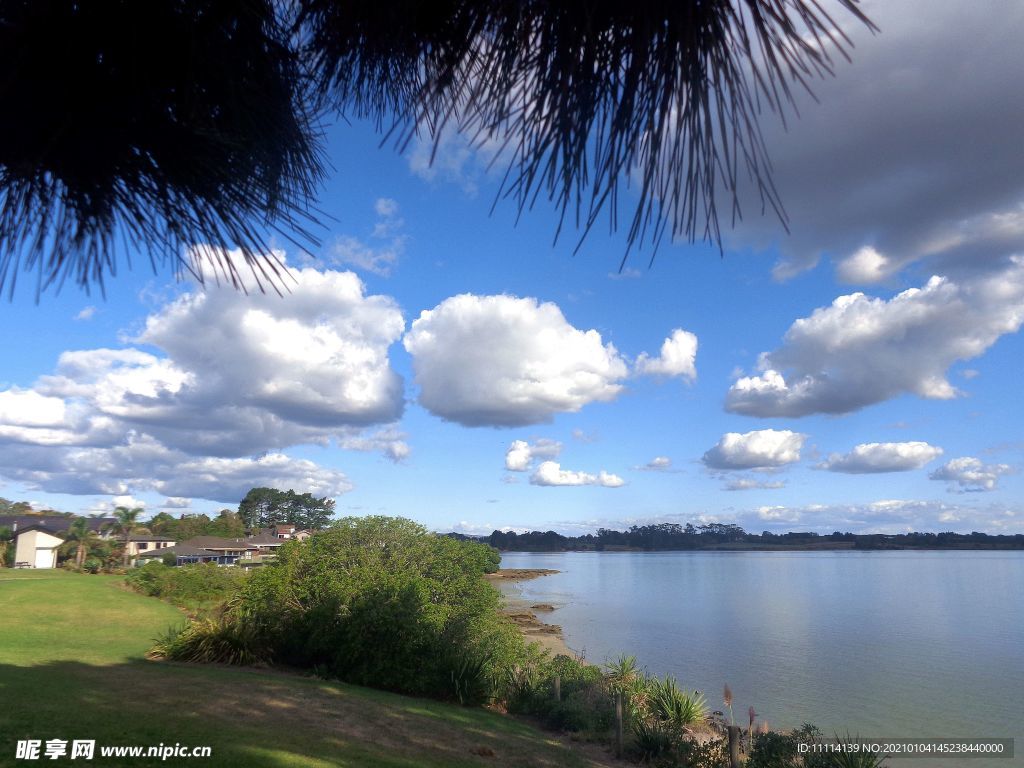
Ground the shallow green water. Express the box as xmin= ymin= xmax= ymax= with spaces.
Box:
xmin=500 ymin=550 xmax=1023 ymax=766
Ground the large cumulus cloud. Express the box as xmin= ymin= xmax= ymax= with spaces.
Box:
xmin=819 ymin=442 xmax=943 ymax=474
xmin=403 ymin=294 xmax=629 ymax=426
xmin=702 ymin=429 xmax=805 ymax=470
xmin=723 ymin=1 xmax=1024 ymax=283
xmin=726 ymin=261 xmax=1024 ymax=417
xmin=0 ymin=258 xmax=404 ymax=503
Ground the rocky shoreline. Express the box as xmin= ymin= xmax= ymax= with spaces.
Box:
xmin=486 ymin=568 xmax=577 ymax=657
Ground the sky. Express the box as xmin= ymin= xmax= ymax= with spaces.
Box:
xmin=1 ymin=1 xmax=1023 ymax=536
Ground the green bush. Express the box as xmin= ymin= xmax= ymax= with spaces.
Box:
xmin=149 ymin=618 xmax=268 ymax=665
xmin=229 ymin=516 xmax=527 ymax=701
xmin=125 ymin=561 xmax=248 ymax=615
xmin=747 ymin=730 xmax=800 ymax=767
xmin=648 ymin=675 xmax=707 ymax=727
xmin=632 ymin=717 xmax=673 ymax=761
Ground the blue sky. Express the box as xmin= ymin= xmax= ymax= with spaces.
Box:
xmin=1 ymin=1 xmax=1023 ymax=536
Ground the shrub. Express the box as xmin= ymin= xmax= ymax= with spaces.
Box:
xmin=747 ymin=730 xmax=800 ymax=768
xmin=649 ymin=675 xmax=707 ymax=727
xmin=126 ymin=561 xmax=248 ymax=615
xmin=148 ymin=618 xmax=268 ymax=665
xmin=632 ymin=717 xmax=673 ymax=761
xmin=228 ymin=516 xmax=528 ymax=701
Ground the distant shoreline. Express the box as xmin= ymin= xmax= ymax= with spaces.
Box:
xmin=492 ymin=543 xmax=1024 ymax=553
xmin=486 ymin=568 xmax=578 ymax=658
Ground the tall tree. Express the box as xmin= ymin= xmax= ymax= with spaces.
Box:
xmin=238 ymin=487 xmax=335 ymax=531
xmin=110 ymin=506 xmax=144 ymax=569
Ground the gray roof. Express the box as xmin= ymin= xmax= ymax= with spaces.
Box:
xmin=1 ymin=515 xmax=115 ymax=534
xmin=244 ymin=533 xmax=285 ymax=546
xmin=128 ymin=534 xmax=176 ymax=542
xmin=182 ymin=536 xmax=259 ymax=551
xmin=138 ymin=544 xmax=221 ymax=559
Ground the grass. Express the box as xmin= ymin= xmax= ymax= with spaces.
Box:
xmin=0 ymin=570 xmax=617 ymax=767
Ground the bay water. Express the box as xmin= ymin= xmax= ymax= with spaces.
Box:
xmin=498 ymin=550 xmax=1024 ymax=766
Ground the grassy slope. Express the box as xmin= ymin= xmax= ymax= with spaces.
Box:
xmin=0 ymin=571 xmax=616 ymax=768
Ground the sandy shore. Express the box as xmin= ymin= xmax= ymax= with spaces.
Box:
xmin=486 ymin=569 xmax=578 ymax=658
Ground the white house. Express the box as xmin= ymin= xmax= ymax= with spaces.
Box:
xmin=13 ymin=526 xmax=65 ymax=569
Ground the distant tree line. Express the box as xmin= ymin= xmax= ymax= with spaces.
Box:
xmin=477 ymin=523 xmax=1024 ymax=552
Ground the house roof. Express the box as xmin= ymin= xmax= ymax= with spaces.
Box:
xmin=181 ymin=536 xmax=259 ymax=551
xmin=244 ymin=533 xmax=286 ymax=546
xmin=10 ymin=525 xmax=66 ymax=544
xmin=1 ymin=515 xmax=115 ymax=534
xmin=138 ymin=544 xmax=221 ymax=559
xmin=127 ymin=534 xmax=176 ymax=542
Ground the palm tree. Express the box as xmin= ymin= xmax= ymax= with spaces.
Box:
xmin=0 ymin=1 xmax=874 ymax=295
xmin=60 ymin=518 xmax=95 ymax=570
xmin=111 ymin=506 xmax=145 ymax=569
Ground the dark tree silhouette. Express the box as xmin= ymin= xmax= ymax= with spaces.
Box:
xmin=0 ymin=0 xmax=322 ymax=296
xmin=303 ymin=0 xmax=875 ymax=260
xmin=0 ymin=1 xmax=874 ymax=295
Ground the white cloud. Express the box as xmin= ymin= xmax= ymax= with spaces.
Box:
xmin=403 ymin=294 xmax=629 ymax=427
xmin=929 ymin=456 xmax=1012 ymax=492
xmin=719 ymin=2 xmax=1024 ymax=284
xmin=726 ymin=478 xmax=786 ymax=491
xmin=726 ymin=262 xmax=1024 ymax=417
xmin=702 ymin=430 xmax=806 ymax=470
xmin=640 ymin=456 xmax=673 ymax=471
xmin=0 ymin=258 xmax=403 ymax=504
xmin=163 ymin=497 xmax=191 ymax=509
xmin=327 ymin=199 xmax=407 ymax=276
xmin=0 ymin=389 xmax=66 ymax=427
xmin=504 ymin=439 xmax=562 ymax=471
xmin=337 ymin=427 xmax=411 ymax=463
xmin=635 ymin=329 xmax=698 ymax=381
xmin=742 ymin=499 xmax=1022 ymax=535
xmin=0 ymin=434 xmax=352 ymax=504
xmin=530 ymin=461 xmax=625 ymax=488
xmin=836 ymin=247 xmax=897 ymax=285
xmin=374 ymin=198 xmax=399 ymax=218
xmin=74 ymin=306 xmax=97 ymax=321
xmin=820 ymin=442 xmax=944 ymax=474
xmin=112 ymin=495 xmax=146 ymax=510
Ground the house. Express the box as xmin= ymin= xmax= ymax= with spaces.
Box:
xmin=12 ymin=525 xmax=65 ymax=569
xmin=271 ymin=523 xmax=296 ymax=539
xmin=244 ymin=531 xmax=287 ymax=556
xmin=136 ymin=544 xmax=224 ymax=566
xmin=136 ymin=536 xmax=260 ymax=566
xmin=7 ymin=516 xmax=117 ymax=569
xmin=184 ymin=536 xmax=260 ymax=563
xmin=126 ymin=535 xmax=177 ymax=559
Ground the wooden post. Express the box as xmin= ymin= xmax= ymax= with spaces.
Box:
xmin=554 ymin=675 xmax=561 ymax=702
xmin=615 ymin=691 xmax=623 ymax=758
xmin=727 ymin=725 xmax=741 ymax=768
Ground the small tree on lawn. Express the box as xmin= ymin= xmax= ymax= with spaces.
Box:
xmin=111 ymin=506 xmax=144 ymax=569
xmin=60 ymin=518 xmax=95 ymax=570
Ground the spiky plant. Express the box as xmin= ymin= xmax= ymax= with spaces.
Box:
xmin=650 ymin=676 xmax=707 ymax=727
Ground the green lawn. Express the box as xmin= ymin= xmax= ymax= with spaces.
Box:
xmin=0 ymin=570 xmax=616 ymax=767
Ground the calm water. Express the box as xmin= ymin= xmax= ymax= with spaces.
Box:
xmin=499 ymin=551 xmax=1024 ymax=766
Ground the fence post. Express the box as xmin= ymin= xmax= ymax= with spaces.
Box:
xmin=727 ymin=725 xmax=741 ymax=768
xmin=554 ymin=675 xmax=561 ymax=702
xmin=615 ymin=691 xmax=623 ymax=758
